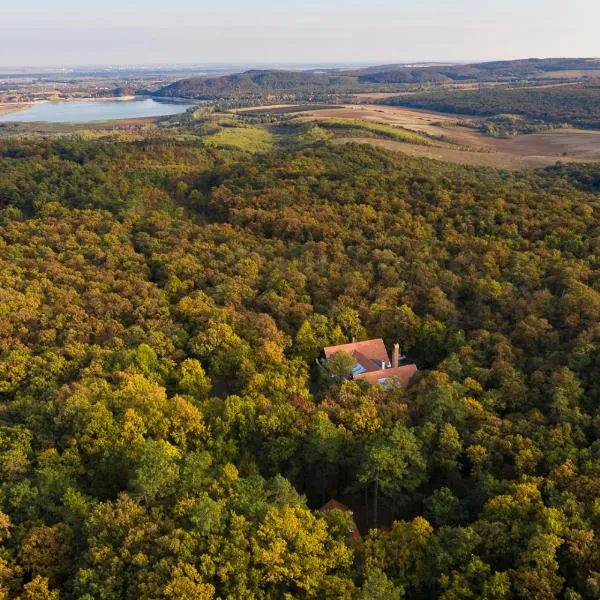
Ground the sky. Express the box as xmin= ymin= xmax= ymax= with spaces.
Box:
xmin=1 ymin=0 xmax=599 ymax=67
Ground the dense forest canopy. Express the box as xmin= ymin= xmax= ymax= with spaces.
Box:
xmin=3 ymin=134 xmax=600 ymax=598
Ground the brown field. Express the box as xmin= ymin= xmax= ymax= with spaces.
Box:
xmin=298 ymin=104 xmax=472 ymax=134
xmin=296 ymin=104 xmax=600 ymax=169
xmin=536 ymin=70 xmax=600 ymax=79
xmin=331 ymin=136 xmax=595 ymax=169
xmin=350 ymin=82 xmax=581 ymax=102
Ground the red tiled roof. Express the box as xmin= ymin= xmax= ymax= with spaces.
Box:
xmin=324 ymin=339 xmax=390 ymax=365
xmin=354 ymin=364 xmax=418 ymax=386
xmin=352 ymin=350 xmax=381 ymax=373
xmin=320 ymin=499 xmax=352 ymax=512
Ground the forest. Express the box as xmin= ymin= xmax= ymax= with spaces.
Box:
xmin=2 ymin=134 xmax=600 ymax=599
xmin=380 ymin=85 xmax=600 ymax=130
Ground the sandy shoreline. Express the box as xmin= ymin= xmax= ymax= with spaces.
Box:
xmin=0 ymin=103 xmax=31 ymax=116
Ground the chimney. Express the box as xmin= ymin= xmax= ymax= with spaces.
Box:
xmin=392 ymin=343 xmax=400 ymax=368
xmin=381 ymin=361 xmax=386 ymax=370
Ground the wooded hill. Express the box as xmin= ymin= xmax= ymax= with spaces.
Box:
xmin=154 ymin=58 xmax=600 ymax=100
xmin=3 ymin=131 xmax=600 ymax=597
xmin=380 ymin=84 xmax=600 ymax=130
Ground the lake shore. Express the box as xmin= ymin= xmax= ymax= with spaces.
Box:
xmin=0 ymin=103 xmax=31 ymax=116
xmin=0 ymin=97 xmax=196 ymax=124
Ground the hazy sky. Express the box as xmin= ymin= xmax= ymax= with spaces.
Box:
xmin=1 ymin=0 xmax=599 ymax=67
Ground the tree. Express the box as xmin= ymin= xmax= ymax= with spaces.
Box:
xmin=177 ymin=359 xmax=212 ymax=399
xmin=19 ymin=524 xmax=73 ymax=587
xmin=326 ymin=351 xmax=356 ymax=380
xmin=357 ymin=424 xmax=426 ymax=527
xmin=18 ymin=577 xmax=59 ymax=600
xmin=356 ymin=569 xmax=404 ymax=600
xmin=363 ymin=517 xmax=433 ymax=593
xmin=130 ymin=440 xmax=180 ymax=503
xmin=162 ymin=564 xmax=215 ymax=600
xmin=425 ymin=488 xmax=466 ymax=526
xmin=251 ymin=505 xmax=352 ymax=597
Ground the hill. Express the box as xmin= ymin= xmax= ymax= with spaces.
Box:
xmin=350 ymin=57 xmax=600 ymax=83
xmin=155 ymin=58 xmax=600 ymax=100
xmin=155 ymin=69 xmax=359 ymax=100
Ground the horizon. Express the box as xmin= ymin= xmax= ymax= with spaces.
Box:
xmin=1 ymin=56 xmax=599 ymax=73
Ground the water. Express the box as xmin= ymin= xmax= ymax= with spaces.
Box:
xmin=0 ymin=98 xmax=196 ymax=123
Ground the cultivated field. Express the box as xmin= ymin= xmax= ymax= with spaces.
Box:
xmin=296 ymin=104 xmax=600 ymax=168
xmin=297 ymin=104 xmax=467 ymax=136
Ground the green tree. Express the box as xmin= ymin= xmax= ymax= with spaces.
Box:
xmin=358 ymin=424 xmax=426 ymax=527
xmin=130 ymin=440 xmax=180 ymax=503
xmin=326 ymin=351 xmax=356 ymax=380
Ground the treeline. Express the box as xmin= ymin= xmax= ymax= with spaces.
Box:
xmin=381 ymin=85 xmax=600 ymax=130
xmin=3 ymin=135 xmax=600 ymax=597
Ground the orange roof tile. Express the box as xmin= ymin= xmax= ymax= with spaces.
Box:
xmin=324 ymin=339 xmax=390 ymax=365
xmin=354 ymin=364 xmax=418 ymax=386
xmin=320 ymin=499 xmax=352 ymax=512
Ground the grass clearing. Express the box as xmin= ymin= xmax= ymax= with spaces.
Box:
xmin=313 ymin=117 xmax=432 ymax=144
xmin=204 ymin=125 xmax=274 ymax=153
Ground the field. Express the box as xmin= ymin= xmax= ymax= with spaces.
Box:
xmin=294 ymin=104 xmax=600 ymax=168
xmin=203 ymin=124 xmax=274 ymax=152
xmin=308 ymin=117 xmax=434 ymax=145
xmin=536 ymin=70 xmax=600 ymax=79
xmin=4 ymin=97 xmax=600 ymax=169
xmin=235 ymin=104 xmax=341 ymax=115
xmin=297 ymin=104 xmax=468 ymax=137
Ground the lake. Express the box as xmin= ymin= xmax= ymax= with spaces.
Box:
xmin=0 ymin=98 xmax=196 ymax=123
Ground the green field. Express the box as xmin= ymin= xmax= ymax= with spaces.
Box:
xmin=203 ymin=125 xmax=274 ymax=153
xmin=313 ymin=117 xmax=433 ymax=144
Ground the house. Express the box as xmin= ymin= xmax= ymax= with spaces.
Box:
xmin=319 ymin=499 xmax=361 ymax=541
xmin=322 ymin=338 xmax=418 ymax=387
